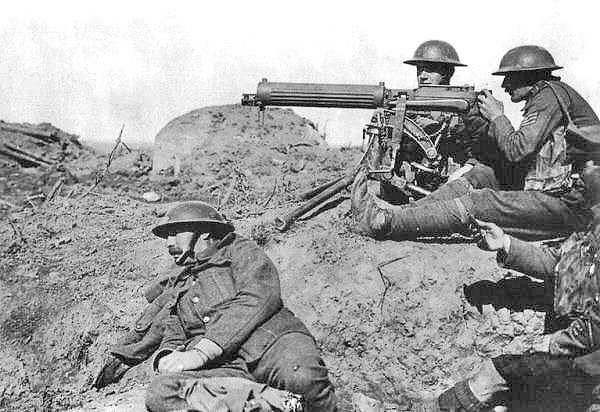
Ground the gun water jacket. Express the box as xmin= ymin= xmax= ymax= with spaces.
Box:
xmin=111 ymin=233 xmax=311 ymax=367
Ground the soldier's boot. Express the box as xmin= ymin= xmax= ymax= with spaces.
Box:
xmin=351 ymin=170 xmax=472 ymax=239
xmin=111 ymin=319 xmax=165 ymax=366
xmin=351 ymin=169 xmax=391 ymax=238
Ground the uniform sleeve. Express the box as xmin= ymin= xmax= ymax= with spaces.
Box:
xmin=197 ymin=239 xmax=282 ymax=355
xmin=489 ymin=87 xmax=563 ymax=162
xmin=498 ymin=237 xmax=560 ymax=280
xmin=549 ymin=303 xmax=600 ymax=356
xmin=461 ymin=107 xmax=492 ymax=161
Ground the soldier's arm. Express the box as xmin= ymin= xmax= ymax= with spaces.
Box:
xmin=189 ymin=238 xmax=282 ymax=356
xmin=464 ymin=106 xmax=490 ymax=137
xmin=498 ymin=236 xmax=560 ymax=280
xmin=489 ymin=87 xmax=563 ymax=162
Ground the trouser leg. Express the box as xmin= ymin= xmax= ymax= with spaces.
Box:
xmin=413 ymin=162 xmax=500 ymax=206
xmin=380 ymin=162 xmax=496 ymax=206
xmin=412 ymin=162 xmax=498 ymax=206
xmin=251 ymin=333 xmax=337 ymax=412
xmin=145 ymin=365 xmax=252 ymax=412
xmin=352 ymin=166 xmax=590 ymax=240
xmin=491 ymin=352 xmax=598 ymax=411
xmin=464 ymin=188 xmax=590 ymax=239
xmin=351 ymin=169 xmax=472 ymax=239
xmin=462 ymin=162 xmax=501 ymax=190
xmin=410 ymin=177 xmax=474 ymax=206
xmin=428 ymin=354 xmax=594 ymax=412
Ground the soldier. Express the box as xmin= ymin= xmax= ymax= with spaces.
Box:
xmin=412 ymin=162 xmax=600 ymax=412
xmin=403 ymin=40 xmax=494 ymax=168
xmin=93 ymin=201 xmax=337 ymax=411
xmin=382 ymin=41 xmax=493 ymax=203
xmin=352 ymin=45 xmax=600 ymax=240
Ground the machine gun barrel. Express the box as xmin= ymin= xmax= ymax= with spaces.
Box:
xmin=242 ymin=79 xmax=476 ymax=113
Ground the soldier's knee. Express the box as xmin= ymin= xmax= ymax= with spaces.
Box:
xmin=145 ymin=375 xmax=175 ymax=412
xmin=279 ymin=359 xmax=336 ymax=411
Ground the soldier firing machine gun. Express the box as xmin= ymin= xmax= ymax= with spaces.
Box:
xmin=242 ymin=78 xmax=482 ymax=231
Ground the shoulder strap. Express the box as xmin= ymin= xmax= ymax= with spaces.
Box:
xmin=543 ymin=81 xmax=574 ymax=124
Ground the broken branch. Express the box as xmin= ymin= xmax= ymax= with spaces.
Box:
xmin=3 ymin=143 xmax=53 ymax=165
xmin=0 ymin=145 xmax=48 ymax=167
xmin=262 ymin=177 xmax=278 ymax=208
xmin=0 ymin=123 xmax=60 ymax=143
xmin=43 ymin=177 xmax=65 ymax=206
xmin=78 ymin=125 xmax=125 ymax=200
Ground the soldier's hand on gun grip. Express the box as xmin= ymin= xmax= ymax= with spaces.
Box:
xmin=474 ymin=219 xmax=510 ymax=252
xmin=477 ymin=90 xmax=504 ymax=121
xmin=157 ymin=349 xmax=208 ymax=373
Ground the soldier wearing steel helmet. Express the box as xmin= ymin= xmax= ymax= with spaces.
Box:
xmin=404 ymin=40 xmax=466 ymax=86
xmin=93 ymin=201 xmax=337 ymax=411
xmin=351 ymin=45 xmax=600 ymax=240
xmin=406 ymin=41 xmax=496 ymax=175
xmin=379 ymin=40 xmax=494 ymax=204
xmin=402 ymin=162 xmax=600 ymax=412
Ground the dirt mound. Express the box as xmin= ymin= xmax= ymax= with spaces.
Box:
xmin=0 ymin=107 xmax=547 ymax=411
xmin=152 ymin=104 xmax=325 ymax=173
xmin=0 ymin=121 xmax=84 ymax=167
xmin=0 ymin=121 xmax=95 ymax=216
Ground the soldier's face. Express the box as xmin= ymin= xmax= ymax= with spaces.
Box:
xmin=416 ymin=63 xmax=452 ymax=86
xmin=501 ymin=73 xmax=533 ymax=102
xmin=167 ymin=231 xmax=198 ymax=265
xmin=167 ymin=232 xmax=217 ymax=265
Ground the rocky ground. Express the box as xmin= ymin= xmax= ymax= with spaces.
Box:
xmin=0 ymin=106 xmax=548 ymax=411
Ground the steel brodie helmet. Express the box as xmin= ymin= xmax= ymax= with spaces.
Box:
xmin=493 ymin=45 xmax=563 ymax=75
xmin=404 ymin=40 xmax=466 ymax=67
xmin=152 ymin=201 xmax=234 ymax=238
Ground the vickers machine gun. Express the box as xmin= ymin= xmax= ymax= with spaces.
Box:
xmin=242 ymin=78 xmax=482 ymax=231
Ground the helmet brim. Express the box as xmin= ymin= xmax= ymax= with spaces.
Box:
xmin=152 ymin=219 xmax=234 ymax=238
xmin=492 ymin=65 xmax=563 ymax=75
xmin=403 ymin=58 xmax=467 ymax=67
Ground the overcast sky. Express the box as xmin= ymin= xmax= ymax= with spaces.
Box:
xmin=0 ymin=0 xmax=598 ymax=146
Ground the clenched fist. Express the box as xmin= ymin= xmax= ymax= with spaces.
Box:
xmin=477 ymin=90 xmax=504 ymax=121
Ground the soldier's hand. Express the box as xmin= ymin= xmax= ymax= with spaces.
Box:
xmin=475 ymin=219 xmax=509 ymax=252
xmin=157 ymin=350 xmax=208 ymax=373
xmin=477 ymin=90 xmax=504 ymax=121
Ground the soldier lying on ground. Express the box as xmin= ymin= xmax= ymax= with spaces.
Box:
xmin=93 ymin=201 xmax=336 ymax=412
xmin=381 ymin=40 xmax=494 ymax=204
xmin=352 ymin=45 xmax=600 ymax=241
xmin=411 ymin=162 xmax=600 ymax=412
